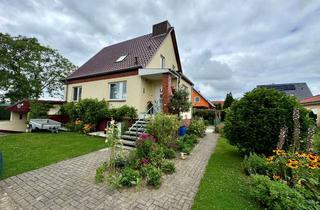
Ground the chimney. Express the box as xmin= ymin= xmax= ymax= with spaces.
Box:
xmin=152 ymin=20 xmax=171 ymax=37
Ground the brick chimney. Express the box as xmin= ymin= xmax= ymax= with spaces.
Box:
xmin=152 ymin=21 xmax=171 ymax=37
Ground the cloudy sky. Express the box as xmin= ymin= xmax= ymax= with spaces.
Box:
xmin=1 ymin=0 xmax=319 ymax=100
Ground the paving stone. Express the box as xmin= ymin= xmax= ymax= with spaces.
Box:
xmin=0 ymin=131 xmax=218 ymax=210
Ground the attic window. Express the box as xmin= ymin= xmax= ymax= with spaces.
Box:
xmin=115 ymin=54 xmax=127 ymax=62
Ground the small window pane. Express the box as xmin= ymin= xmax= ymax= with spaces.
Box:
xmin=78 ymin=87 xmax=82 ymax=101
xmin=109 ymin=82 xmax=127 ymax=100
xmin=73 ymin=87 xmax=78 ymax=101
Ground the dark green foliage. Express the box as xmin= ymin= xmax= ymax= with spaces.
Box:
xmin=144 ymin=165 xmax=162 ymax=188
xmin=119 ymin=167 xmax=141 ymax=187
xmin=60 ymin=99 xmax=109 ymax=125
xmin=178 ymin=134 xmax=198 ymax=154
xmin=109 ymin=105 xmax=138 ymax=121
xmin=28 ymin=101 xmax=53 ymax=119
xmin=163 ymin=147 xmax=176 ymax=159
xmin=168 ymin=88 xmax=191 ymax=116
xmin=147 ymin=113 xmax=180 ymax=146
xmin=192 ymin=108 xmax=217 ymax=125
xmin=110 ymin=154 xmax=127 ymax=169
xmin=250 ymin=175 xmax=312 ymax=210
xmin=161 ymin=160 xmax=175 ymax=174
xmin=243 ymin=153 xmax=269 ymax=175
xmin=187 ymin=119 xmax=206 ymax=137
xmin=224 ymin=88 xmax=311 ymax=155
xmin=0 ymin=33 xmax=76 ymax=102
xmin=223 ymin=92 xmax=234 ymax=109
xmin=0 ymin=106 xmax=10 ymax=120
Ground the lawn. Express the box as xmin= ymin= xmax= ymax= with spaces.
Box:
xmin=192 ymin=137 xmax=261 ymax=210
xmin=0 ymin=132 xmax=106 ymax=180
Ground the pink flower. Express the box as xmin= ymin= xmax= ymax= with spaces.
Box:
xmin=140 ymin=158 xmax=150 ymax=165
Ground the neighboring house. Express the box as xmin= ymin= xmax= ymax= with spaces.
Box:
xmin=211 ymin=100 xmax=224 ymax=109
xmin=257 ymin=83 xmax=313 ymax=100
xmin=300 ymin=95 xmax=320 ymax=127
xmin=192 ymin=88 xmax=214 ymax=109
xmin=64 ymin=21 xmax=193 ymax=119
xmin=0 ymin=100 xmax=65 ymax=132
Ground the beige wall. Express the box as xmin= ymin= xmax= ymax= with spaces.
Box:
xmin=146 ymin=33 xmax=179 ymax=70
xmin=0 ymin=112 xmax=27 ymax=132
xmin=303 ymin=104 xmax=320 ymax=127
xmin=66 ymin=75 xmax=150 ymax=115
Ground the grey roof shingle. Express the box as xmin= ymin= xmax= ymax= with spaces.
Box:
xmin=257 ymin=83 xmax=313 ymax=100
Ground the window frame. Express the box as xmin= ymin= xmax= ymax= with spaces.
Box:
xmin=160 ymin=55 xmax=165 ymax=68
xmin=72 ymin=86 xmax=82 ymax=102
xmin=108 ymin=81 xmax=127 ymax=101
xmin=194 ymin=96 xmax=200 ymax=103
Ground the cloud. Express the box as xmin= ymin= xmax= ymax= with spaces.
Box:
xmin=1 ymin=0 xmax=320 ymax=100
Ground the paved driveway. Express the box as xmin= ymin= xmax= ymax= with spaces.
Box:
xmin=0 ymin=131 xmax=218 ymax=210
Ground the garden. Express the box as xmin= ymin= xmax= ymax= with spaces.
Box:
xmin=223 ymin=88 xmax=320 ymax=210
xmin=95 ymin=113 xmax=206 ymax=189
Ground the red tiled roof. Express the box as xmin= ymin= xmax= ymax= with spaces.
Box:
xmin=6 ymin=100 xmax=30 ymax=113
xmin=67 ymin=31 xmax=170 ymax=80
xmin=300 ymin=95 xmax=320 ymax=104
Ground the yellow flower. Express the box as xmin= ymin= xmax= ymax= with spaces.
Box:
xmin=307 ymin=162 xmax=317 ymax=169
xmin=75 ymin=119 xmax=82 ymax=125
xmin=287 ymin=159 xmax=299 ymax=169
xmin=273 ymin=149 xmax=286 ymax=156
xmin=266 ymin=156 xmax=274 ymax=162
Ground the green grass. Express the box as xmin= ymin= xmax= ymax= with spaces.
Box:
xmin=192 ymin=137 xmax=261 ymax=210
xmin=0 ymin=132 xmax=106 ymax=180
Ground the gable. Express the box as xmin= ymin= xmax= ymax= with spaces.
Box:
xmin=146 ymin=31 xmax=180 ymax=71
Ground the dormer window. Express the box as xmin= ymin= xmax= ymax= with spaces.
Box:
xmin=115 ymin=54 xmax=127 ymax=62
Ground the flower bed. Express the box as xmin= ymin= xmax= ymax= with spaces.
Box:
xmin=95 ymin=114 xmax=206 ymax=189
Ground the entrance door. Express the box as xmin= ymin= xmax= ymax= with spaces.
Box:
xmin=154 ymin=83 xmax=163 ymax=113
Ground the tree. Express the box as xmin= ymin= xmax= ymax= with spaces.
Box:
xmin=224 ymin=88 xmax=311 ymax=155
xmin=168 ymin=88 xmax=191 ymax=117
xmin=0 ymin=33 xmax=76 ymax=102
xmin=223 ymin=92 xmax=234 ymax=109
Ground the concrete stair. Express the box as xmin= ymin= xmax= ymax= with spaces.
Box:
xmin=120 ymin=119 xmax=149 ymax=149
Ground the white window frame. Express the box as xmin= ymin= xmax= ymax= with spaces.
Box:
xmin=160 ymin=55 xmax=165 ymax=68
xmin=72 ymin=86 xmax=82 ymax=102
xmin=109 ymin=81 xmax=127 ymax=101
xmin=194 ymin=96 xmax=200 ymax=103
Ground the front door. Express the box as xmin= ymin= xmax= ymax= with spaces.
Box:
xmin=154 ymin=83 xmax=163 ymax=113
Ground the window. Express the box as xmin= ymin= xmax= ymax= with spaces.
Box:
xmin=194 ymin=97 xmax=200 ymax=103
xmin=160 ymin=55 xmax=165 ymax=68
xmin=19 ymin=114 xmax=23 ymax=120
xmin=73 ymin=86 xmax=82 ymax=102
xmin=115 ymin=54 xmax=127 ymax=62
xmin=109 ymin=81 xmax=127 ymax=100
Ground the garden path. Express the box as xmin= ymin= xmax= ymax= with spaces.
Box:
xmin=0 ymin=130 xmax=218 ymax=210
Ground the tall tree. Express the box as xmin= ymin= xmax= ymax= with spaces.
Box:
xmin=223 ymin=92 xmax=234 ymax=109
xmin=0 ymin=33 xmax=76 ymax=102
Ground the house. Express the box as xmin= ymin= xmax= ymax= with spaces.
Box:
xmin=211 ymin=100 xmax=224 ymax=109
xmin=257 ymin=83 xmax=313 ymax=100
xmin=300 ymin=95 xmax=320 ymax=127
xmin=64 ymin=21 xmax=193 ymax=120
xmin=192 ymin=88 xmax=214 ymax=109
xmin=0 ymin=100 xmax=65 ymax=132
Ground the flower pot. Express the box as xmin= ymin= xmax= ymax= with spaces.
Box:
xmin=178 ymin=126 xmax=187 ymax=137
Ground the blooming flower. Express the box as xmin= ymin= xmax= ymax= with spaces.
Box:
xmin=287 ymin=159 xmax=299 ymax=169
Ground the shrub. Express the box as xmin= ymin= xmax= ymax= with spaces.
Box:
xmin=168 ymin=88 xmax=192 ymax=117
xmin=163 ymin=147 xmax=176 ymax=159
xmin=250 ymin=175 xmax=309 ymax=210
xmin=136 ymin=138 xmax=156 ymax=159
xmin=95 ymin=162 xmax=107 ymax=183
xmin=178 ymin=134 xmax=198 ymax=154
xmin=119 ymin=167 xmax=141 ymax=187
xmin=110 ymin=154 xmax=127 ymax=169
xmin=224 ymin=88 xmax=311 ymax=155
xmin=214 ymin=123 xmax=224 ymax=134
xmin=29 ymin=101 xmax=53 ymax=119
xmin=161 ymin=160 xmax=176 ymax=174
xmin=144 ymin=165 xmax=162 ymax=188
xmin=187 ymin=119 xmax=206 ymax=137
xmin=60 ymin=99 xmax=109 ymax=125
xmin=243 ymin=153 xmax=269 ymax=175
xmin=106 ymin=171 xmax=123 ymax=189
xmin=192 ymin=109 xmax=217 ymax=125
xmin=109 ymin=105 xmax=137 ymax=121
xmin=147 ymin=113 xmax=180 ymax=146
